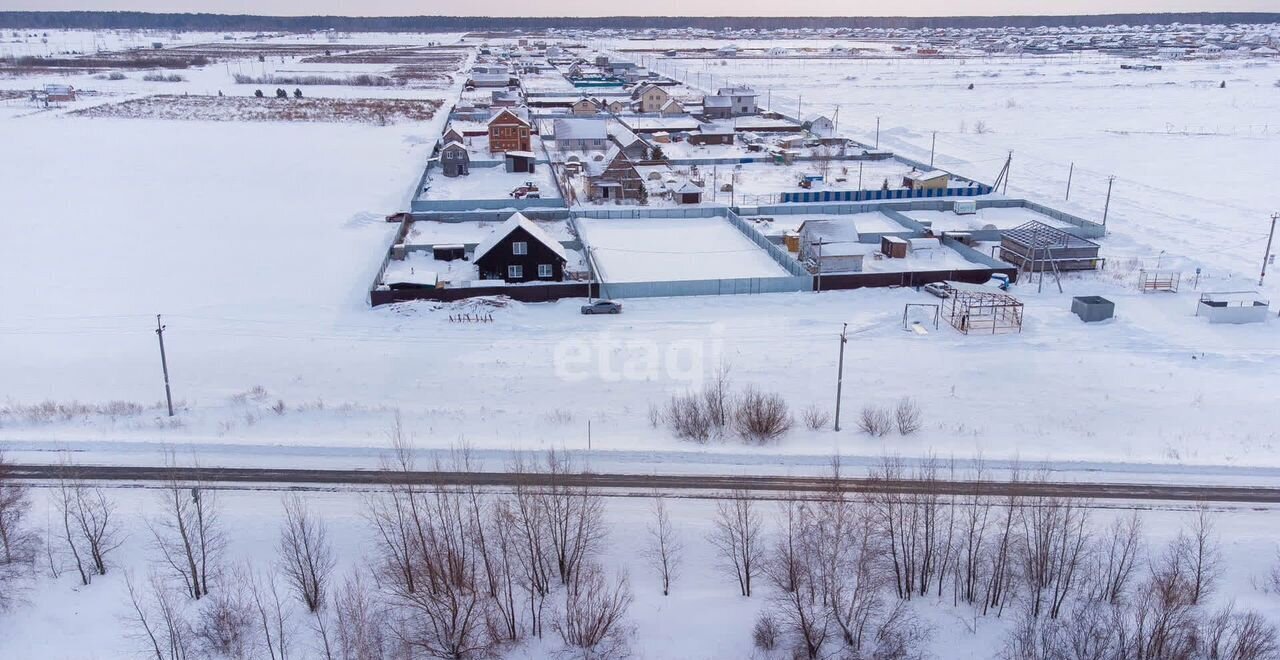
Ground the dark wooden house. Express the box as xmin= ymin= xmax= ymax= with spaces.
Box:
xmin=471 ymin=212 xmax=568 ymax=283
xmin=586 ymin=150 xmax=646 ymax=202
xmin=440 ymin=140 xmax=470 ymax=177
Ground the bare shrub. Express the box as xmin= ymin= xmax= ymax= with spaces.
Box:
xmin=974 ymin=119 xmax=990 ymax=134
xmin=733 ymin=387 xmax=793 ymax=444
xmin=702 ymin=361 xmax=733 ymax=432
xmin=1204 ymin=607 xmax=1280 ymax=660
xmin=277 ymin=493 xmax=335 ymax=613
xmin=194 ymin=570 xmax=256 ymax=658
xmin=894 ymin=397 xmax=922 ymax=435
xmin=663 ymin=391 xmax=713 ymax=443
xmin=753 ymin=612 xmax=779 ymax=651
xmin=646 ymin=403 xmax=661 ymax=429
xmin=271 ymin=400 xmax=286 ymax=415
xmin=857 ymin=405 xmax=892 ymax=437
xmin=328 ymin=571 xmax=390 ymax=660
xmin=709 ymin=491 xmax=762 ymax=597
xmin=142 ymin=73 xmax=186 ymax=82
xmin=544 ymin=409 xmax=574 ymax=425
xmin=555 ymin=562 xmax=633 ymax=659
xmin=801 ymin=405 xmax=831 ymax=431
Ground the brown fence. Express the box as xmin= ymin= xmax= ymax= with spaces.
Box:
xmin=371 ymin=282 xmax=592 ymax=306
xmin=815 ymin=266 xmax=1018 ymax=292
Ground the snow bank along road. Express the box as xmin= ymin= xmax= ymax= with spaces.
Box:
xmin=10 ymin=463 xmax=1280 ymax=504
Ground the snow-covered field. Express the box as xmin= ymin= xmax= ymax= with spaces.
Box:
xmin=577 ymin=216 xmax=789 ymax=282
xmin=1 ymin=33 xmax=1277 ymax=487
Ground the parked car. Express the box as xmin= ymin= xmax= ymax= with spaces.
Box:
xmin=581 ymin=300 xmax=622 ymax=315
xmin=923 ymin=282 xmax=954 ymax=299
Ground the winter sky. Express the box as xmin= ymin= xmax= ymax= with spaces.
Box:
xmin=6 ymin=0 xmax=1279 ymax=17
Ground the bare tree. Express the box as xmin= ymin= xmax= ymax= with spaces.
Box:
xmin=1183 ymin=504 xmax=1221 ymax=606
xmin=0 ymin=451 xmax=37 ymax=609
xmin=328 ymin=570 xmax=390 ymax=660
xmin=278 ymin=493 xmax=336 ymax=613
xmin=248 ymin=564 xmax=294 ymax=660
xmin=539 ymin=450 xmax=606 ymax=588
xmin=764 ymin=497 xmax=831 ymax=659
xmin=1016 ymin=480 xmax=1090 ymax=619
xmin=55 ymin=463 xmax=121 ymax=580
xmin=55 ymin=471 xmax=90 ymax=586
xmin=125 ymin=571 xmax=194 ymax=660
xmin=701 ymin=360 xmax=733 ymax=434
xmin=149 ymin=454 xmax=224 ymax=600
xmin=643 ymin=495 xmax=681 ymax=596
xmin=555 ymin=562 xmax=633 ymax=659
xmin=709 ymin=490 xmax=762 ymax=597
xmin=1091 ymin=511 xmax=1144 ymax=605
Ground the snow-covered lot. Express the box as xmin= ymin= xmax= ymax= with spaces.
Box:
xmin=576 ymin=216 xmax=790 ymax=282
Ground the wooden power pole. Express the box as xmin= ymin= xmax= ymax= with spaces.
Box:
xmin=155 ymin=314 xmax=174 ymax=417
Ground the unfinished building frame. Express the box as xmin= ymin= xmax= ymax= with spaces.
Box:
xmin=1000 ymin=221 xmax=1101 ymax=273
xmin=942 ymin=289 xmax=1024 ymax=334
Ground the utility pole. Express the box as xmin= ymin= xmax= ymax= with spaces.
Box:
xmin=1102 ymin=175 xmax=1116 ymax=232
xmin=815 ymin=238 xmax=824 ymax=292
xmin=858 ymin=161 xmax=863 ymax=190
xmin=875 ymin=116 xmax=880 ymax=149
xmin=1065 ymin=162 xmax=1074 ymax=200
xmin=929 ymin=131 xmax=937 ymax=168
xmin=833 ymin=106 xmax=839 ymax=134
xmin=833 ymin=323 xmax=848 ymax=432
xmin=155 ymin=314 xmax=174 ymax=417
xmin=797 ymin=94 xmax=802 ymax=121
xmin=1261 ymin=212 xmax=1278 ymax=287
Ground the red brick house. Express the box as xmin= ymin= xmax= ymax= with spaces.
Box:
xmin=487 ymin=108 xmax=531 ymax=154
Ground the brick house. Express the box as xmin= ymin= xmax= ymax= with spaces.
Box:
xmin=471 ymin=212 xmax=567 ymax=283
xmin=487 ymin=108 xmax=532 ymax=154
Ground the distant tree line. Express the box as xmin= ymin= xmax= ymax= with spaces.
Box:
xmin=2 ymin=10 xmax=1279 ymax=32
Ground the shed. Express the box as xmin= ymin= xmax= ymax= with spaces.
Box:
xmin=504 ymin=151 xmax=536 ymax=173
xmin=433 ymin=244 xmax=467 ymax=261
xmin=674 ymin=180 xmax=703 ymax=204
xmin=902 ymin=170 xmax=949 ymax=190
xmin=1196 ymin=292 xmax=1271 ymax=324
xmin=881 ymin=235 xmax=909 ymax=259
xmin=1000 ymin=221 xmax=1101 ymax=272
xmin=798 ymin=219 xmax=864 ymax=273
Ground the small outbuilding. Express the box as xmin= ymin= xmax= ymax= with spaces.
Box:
xmin=1071 ymin=296 xmax=1115 ymax=323
xmin=902 ymin=169 xmax=949 ymax=190
xmin=674 ymin=180 xmax=703 ymax=204
xmin=881 ymin=235 xmax=909 ymax=259
xmin=504 ymin=151 xmax=537 ymax=174
xmin=1196 ymin=291 xmax=1271 ymax=324
xmin=440 ymin=141 xmax=470 ymax=177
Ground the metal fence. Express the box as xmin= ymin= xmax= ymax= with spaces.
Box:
xmin=599 ymin=276 xmax=811 ymax=300
xmin=724 ymin=209 xmax=810 ymax=277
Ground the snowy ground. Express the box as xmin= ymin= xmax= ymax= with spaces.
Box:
xmin=752 ymin=211 xmax=913 ymax=236
xmin=904 ymin=206 xmax=1074 ymax=232
xmin=576 ymin=216 xmax=790 ymax=282
xmin=420 ymin=164 xmax=559 ymax=202
xmin=2 ymin=34 xmax=1279 ymax=490
xmin=1 ymin=485 xmax=1279 ymax=660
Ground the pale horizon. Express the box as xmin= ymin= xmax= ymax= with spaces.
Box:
xmin=1 ymin=0 xmax=1278 ymax=18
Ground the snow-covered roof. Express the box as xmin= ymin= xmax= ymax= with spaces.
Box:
xmin=472 ymin=212 xmax=568 ymax=262
xmin=554 ymin=118 xmax=607 ymax=140
xmin=488 ymin=108 xmax=530 ymax=126
xmin=904 ymin=169 xmax=949 ymax=182
xmin=699 ymin=122 xmax=735 ymax=135
xmin=674 ymin=181 xmax=703 ymax=194
xmin=703 ymin=96 xmax=732 ymax=107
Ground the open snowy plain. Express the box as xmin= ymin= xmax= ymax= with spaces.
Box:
xmin=2 ymin=27 xmax=1280 ymax=660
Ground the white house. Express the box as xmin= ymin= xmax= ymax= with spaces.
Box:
xmin=803 ymin=113 xmax=835 ymax=137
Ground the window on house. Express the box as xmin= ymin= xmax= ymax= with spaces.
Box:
xmin=538 ymin=264 xmax=553 ymax=278
xmin=508 ymin=265 xmax=523 ymax=279
xmin=512 ymin=241 xmax=528 ymax=255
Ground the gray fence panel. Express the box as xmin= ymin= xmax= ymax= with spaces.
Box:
xmin=601 ymin=276 xmax=810 ymax=300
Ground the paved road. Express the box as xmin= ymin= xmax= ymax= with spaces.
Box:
xmin=8 ymin=463 xmax=1280 ymax=503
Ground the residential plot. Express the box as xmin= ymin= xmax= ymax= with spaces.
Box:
xmin=576 ymin=216 xmax=789 ymax=282
xmin=903 ymin=205 xmax=1075 ymax=232
xmin=418 ymin=164 xmax=559 ymax=201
